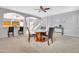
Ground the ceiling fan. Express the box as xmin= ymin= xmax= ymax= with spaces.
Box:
xmin=34 ymin=6 xmax=50 ymax=12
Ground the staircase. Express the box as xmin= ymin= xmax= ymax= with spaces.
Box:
xmin=29 ymin=19 xmax=46 ymax=34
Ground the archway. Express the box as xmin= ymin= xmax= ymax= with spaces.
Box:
xmin=3 ymin=13 xmax=25 ymax=36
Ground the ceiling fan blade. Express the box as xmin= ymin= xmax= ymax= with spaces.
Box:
xmin=40 ymin=6 xmax=43 ymax=10
xmin=40 ymin=6 xmax=47 ymax=12
xmin=43 ymin=10 xmax=47 ymax=12
xmin=44 ymin=8 xmax=50 ymax=10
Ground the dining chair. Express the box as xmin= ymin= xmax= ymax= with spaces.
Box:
xmin=43 ymin=27 xmax=54 ymax=45
xmin=8 ymin=27 xmax=14 ymax=37
xmin=18 ymin=27 xmax=24 ymax=35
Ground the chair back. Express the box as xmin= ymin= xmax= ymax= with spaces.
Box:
xmin=19 ymin=27 xmax=23 ymax=31
xmin=8 ymin=27 xmax=14 ymax=32
xmin=48 ymin=27 xmax=54 ymax=39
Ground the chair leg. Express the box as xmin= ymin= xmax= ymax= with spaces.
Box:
xmin=28 ymin=38 xmax=30 ymax=42
xmin=18 ymin=31 xmax=20 ymax=35
xmin=8 ymin=33 xmax=10 ymax=37
xmin=48 ymin=40 xmax=50 ymax=45
xmin=51 ymin=37 xmax=53 ymax=43
xmin=28 ymin=34 xmax=30 ymax=43
xmin=12 ymin=32 xmax=14 ymax=37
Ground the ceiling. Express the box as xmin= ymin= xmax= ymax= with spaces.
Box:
xmin=1 ymin=6 xmax=79 ymax=18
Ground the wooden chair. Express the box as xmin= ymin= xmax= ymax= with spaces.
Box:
xmin=8 ymin=27 xmax=14 ymax=37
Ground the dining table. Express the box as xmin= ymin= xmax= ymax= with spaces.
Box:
xmin=35 ymin=29 xmax=46 ymax=42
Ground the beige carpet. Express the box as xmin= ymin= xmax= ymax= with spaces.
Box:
xmin=0 ymin=34 xmax=79 ymax=53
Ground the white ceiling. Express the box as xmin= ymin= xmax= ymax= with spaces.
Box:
xmin=2 ymin=6 xmax=79 ymax=18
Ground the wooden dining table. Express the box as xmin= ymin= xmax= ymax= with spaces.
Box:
xmin=35 ymin=30 xmax=46 ymax=42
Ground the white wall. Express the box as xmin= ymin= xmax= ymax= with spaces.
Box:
xmin=42 ymin=10 xmax=79 ymax=37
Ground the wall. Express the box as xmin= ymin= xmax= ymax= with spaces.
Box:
xmin=42 ymin=10 xmax=79 ymax=37
xmin=0 ymin=8 xmax=79 ymax=38
xmin=0 ymin=8 xmax=39 ymax=38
